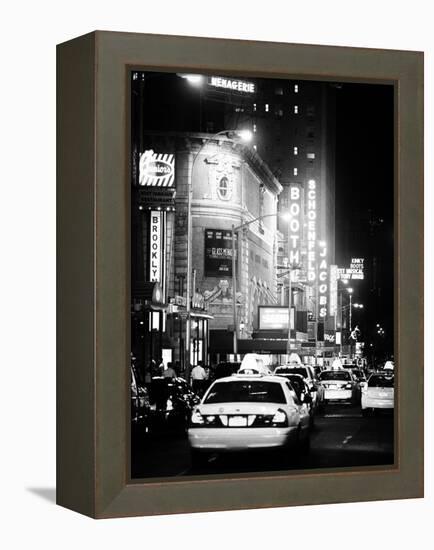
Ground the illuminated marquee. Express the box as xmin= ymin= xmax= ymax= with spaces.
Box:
xmin=318 ymin=241 xmax=328 ymax=318
xmin=209 ymin=76 xmax=255 ymax=94
xmin=338 ymin=258 xmax=365 ymax=281
xmin=139 ymin=150 xmax=175 ymax=187
xmin=288 ymin=185 xmax=301 ymax=268
xmin=306 ymin=180 xmax=317 ymax=282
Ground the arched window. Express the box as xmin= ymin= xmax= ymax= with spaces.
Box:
xmin=217 ymin=176 xmax=229 ymax=199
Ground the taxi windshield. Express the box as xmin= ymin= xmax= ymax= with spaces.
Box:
xmin=205 ymin=381 xmax=286 ymax=404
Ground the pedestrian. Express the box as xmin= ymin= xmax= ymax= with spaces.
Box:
xmin=162 ymin=361 xmax=176 ymax=379
xmin=190 ymin=362 xmax=208 ymax=396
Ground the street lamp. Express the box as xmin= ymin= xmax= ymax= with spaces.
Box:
xmin=185 ymin=129 xmax=252 ymax=377
xmin=347 ymin=287 xmax=353 ymax=331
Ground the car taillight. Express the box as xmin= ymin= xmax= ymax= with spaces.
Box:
xmin=272 ymin=409 xmax=288 ymax=426
xmin=190 ymin=409 xmax=204 ymax=425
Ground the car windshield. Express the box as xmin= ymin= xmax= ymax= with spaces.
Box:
xmin=204 ymin=381 xmax=286 ymax=404
xmin=320 ymin=371 xmax=351 ymax=381
xmin=368 ymin=375 xmax=394 ymax=388
xmin=276 ymin=367 xmax=309 ymax=378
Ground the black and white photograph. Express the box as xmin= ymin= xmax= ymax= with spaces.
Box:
xmin=130 ymin=70 xmax=394 ymax=479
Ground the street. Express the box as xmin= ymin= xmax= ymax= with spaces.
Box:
xmin=131 ymin=404 xmax=394 ymax=478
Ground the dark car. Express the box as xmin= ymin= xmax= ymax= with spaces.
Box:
xmin=131 ymin=365 xmax=151 ymax=433
xmin=149 ymin=376 xmax=200 ymax=432
xmin=274 ymin=372 xmax=315 ymax=425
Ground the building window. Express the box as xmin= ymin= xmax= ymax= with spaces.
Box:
xmin=255 ymin=254 xmax=261 ymax=264
xmin=293 ymin=146 xmax=298 ymax=155
xmin=262 ymin=258 xmax=269 ymax=268
xmin=275 ymin=86 xmax=283 ymax=95
xmin=217 ymin=176 xmax=230 ymax=200
xmin=253 ymin=123 xmax=257 ymax=133
xmin=307 ymin=153 xmax=315 ymax=159
xmin=294 ymin=105 xmax=299 ymax=114
xmin=265 ymin=103 xmax=269 ymax=112
xmin=294 ymin=84 xmax=299 ymax=93
xmin=307 ymin=127 xmax=315 ymax=140
xmin=253 ymin=103 xmax=257 ymax=112
xmin=275 ymin=107 xmax=283 ymax=118
xmin=293 ymin=168 xmax=298 ymax=176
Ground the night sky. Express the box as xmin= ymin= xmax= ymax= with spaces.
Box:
xmin=335 ymin=83 xmax=394 ymax=352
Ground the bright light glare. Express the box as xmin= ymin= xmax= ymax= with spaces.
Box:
xmin=318 ymin=241 xmax=327 ymax=247
xmin=179 ymin=73 xmax=203 ymax=85
xmin=236 ymin=129 xmax=253 ymax=142
xmin=347 ymin=287 xmax=353 ymax=294
xmin=280 ymin=212 xmax=292 ymax=222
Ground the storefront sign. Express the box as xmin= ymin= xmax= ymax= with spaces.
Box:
xmin=338 ymin=257 xmax=365 ymax=281
xmin=306 ymin=180 xmax=317 ymax=282
xmin=139 ymin=149 xmax=175 ymax=187
xmin=288 ymin=185 xmax=301 ymax=266
xmin=149 ymin=212 xmax=162 ymax=283
xmin=204 ymin=229 xmax=235 ymax=277
xmin=209 ymin=76 xmax=255 ymax=93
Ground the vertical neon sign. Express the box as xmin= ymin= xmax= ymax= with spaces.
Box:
xmin=306 ymin=179 xmax=317 ymax=282
xmin=318 ymin=241 xmax=328 ymax=318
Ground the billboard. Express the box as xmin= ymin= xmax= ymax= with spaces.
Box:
xmin=204 ymin=229 xmax=236 ymax=277
xmin=259 ymin=306 xmax=294 ymax=330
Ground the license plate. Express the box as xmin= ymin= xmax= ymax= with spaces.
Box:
xmin=329 ymin=384 xmax=338 ymax=389
xmin=228 ymin=416 xmax=247 ymax=427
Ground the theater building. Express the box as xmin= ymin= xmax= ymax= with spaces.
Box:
xmin=131 ymin=131 xmax=282 ymax=374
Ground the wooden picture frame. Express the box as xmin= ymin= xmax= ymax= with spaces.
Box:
xmin=57 ymin=31 xmax=423 ymax=518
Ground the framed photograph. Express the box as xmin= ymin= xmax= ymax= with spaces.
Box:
xmin=57 ymin=31 xmax=423 ymax=518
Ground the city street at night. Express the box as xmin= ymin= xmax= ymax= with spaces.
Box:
xmin=130 ymin=69 xmax=395 ymax=479
xmin=131 ymin=404 xmax=393 ymax=478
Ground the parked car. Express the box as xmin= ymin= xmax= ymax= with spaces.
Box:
xmin=149 ymin=376 xmax=200 ymax=432
xmin=361 ymin=373 xmax=394 ymax=414
xmin=131 ymin=365 xmax=151 ymax=432
xmin=318 ymin=369 xmax=358 ymax=405
xmin=274 ymin=365 xmax=324 ymax=407
xmin=188 ymin=373 xmax=311 ymax=466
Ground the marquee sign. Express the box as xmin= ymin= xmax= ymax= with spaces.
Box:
xmin=149 ymin=211 xmax=163 ymax=284
xmin=338 ymin=258 xmax=365 ymax=281
xmin=139 ymin=149 xmax=175 ymax=187
xmin=208 ymin=76 xmax=256 ymax=94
